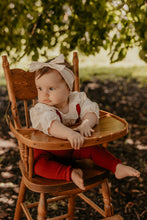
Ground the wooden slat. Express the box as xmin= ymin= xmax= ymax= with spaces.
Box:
xmin=68 ymin=195 xmax=76 ymax=219
xmin=38 ymin=193 xmax=47 ymax=219
xmin=78 ymin=193 xmax=106 ymax=217
xmin=24 ymin=145 xmax=28 ymax=172
xmin=26 ymin=195 xmax=69 ymax=208
xmin=24 ymin=100 xmax=30 ymax=128
xmin=73 ymin=52 xmax=80 ymax=92
xmin=47 ymin=213 xmax=69 ymax=220
xmin=29 ymin=148 xmax=34 ymax=178
xmin=21 ymin=203 xmax=33 ymax=220
xmin=2 ymin=56 xmax=17 ymax=106
xmin=2 ymin=56 xmax=21 ymax=129
xmin=102 ymin=181 xmax=113 ymax=216
xmin=101 ymin=215 xmax=123 ymax=220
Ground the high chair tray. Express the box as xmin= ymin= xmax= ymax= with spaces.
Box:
xmin=10 ymin=111 xmax=128 ymax=150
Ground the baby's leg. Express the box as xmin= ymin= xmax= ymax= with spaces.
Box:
xmin=115 ymin=164 xmax=140 ymax=179
xmin=34 ymin=156 xmax=72 ymax=181
xmin=71 ymin=169 xmax=85 ymax=190
xmin=73 ymin=145 xmax=121 ymax=173
xmin=34 ymin=156 xmax=85 ymax=189
xmin=72 ymin=146 xmax=140 ymax=179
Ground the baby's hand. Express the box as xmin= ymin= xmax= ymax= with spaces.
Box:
xmin=67 ymin=130 xmax=84 ymax=150
xmin=74 ymin=121 xmax=94 ymax=137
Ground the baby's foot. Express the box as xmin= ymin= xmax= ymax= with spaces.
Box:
xmin=115 ymin=163 xmax=140 ymax=179
xmin=71 ymin=169 xmax=85 ymax=190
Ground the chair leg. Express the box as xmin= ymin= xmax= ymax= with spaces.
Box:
xmin=102 ymin=180 xmax=113 ymax=217
xmin=14 ymin=178 xmax=26 ymax=220
xmin=37 ymin=193 xmax=47 ymax=220
xmin=68 ymin=195 xmax=76 ymax=220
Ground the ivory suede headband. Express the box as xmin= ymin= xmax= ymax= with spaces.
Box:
xmin=29 ymin=54 xmax=75 ymax=91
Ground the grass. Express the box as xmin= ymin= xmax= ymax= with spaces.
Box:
xmin=0 ymin=47 xmax=147 ymax=85
xmin=79 ymin=65 xmax=147 ymax=84
xmin=78 ymin=47 xmax=147 ymax=84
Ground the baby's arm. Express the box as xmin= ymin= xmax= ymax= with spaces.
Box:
xmin=48 ymin=120 xmax=84 ymax=149
xmin=74 ymin=112 xmax=97 ymax=137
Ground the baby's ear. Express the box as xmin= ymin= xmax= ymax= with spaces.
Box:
xmin=66 ymin=83 xmax=70 ymax=91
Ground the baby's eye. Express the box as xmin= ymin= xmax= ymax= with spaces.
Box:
xmin=38 ymin=87 xmax=42 ymax=91
xmin=49 ymin=87 xmax=55 ymax=91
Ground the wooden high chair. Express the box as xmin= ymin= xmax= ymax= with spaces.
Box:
xmin=2 ymin=52 xmax=127 ymax=220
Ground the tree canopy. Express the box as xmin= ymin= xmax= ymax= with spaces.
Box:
xmin=0 ymin=0 xmax=147 ymax=63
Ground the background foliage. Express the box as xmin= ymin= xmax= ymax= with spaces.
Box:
xmin=0 ymin=0 xmax=147 ymax=62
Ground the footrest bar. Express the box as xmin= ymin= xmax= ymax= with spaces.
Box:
xmin=21 ymin=203 xmax=33 ymax=220
xmin=78 ymin=193 xmax=106 ymax=217
xmin=47 ymin=213 xmax=69 ymax=220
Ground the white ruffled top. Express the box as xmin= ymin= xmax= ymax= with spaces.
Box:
xmin=29 ymin=91 xmax=99 ymax=135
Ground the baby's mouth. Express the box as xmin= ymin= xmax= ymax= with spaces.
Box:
xmin=43 ymin=99 xmax=51 ymax=103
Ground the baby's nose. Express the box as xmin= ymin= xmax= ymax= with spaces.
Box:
xmin=44 ymin=90 xmax=50 ymax=96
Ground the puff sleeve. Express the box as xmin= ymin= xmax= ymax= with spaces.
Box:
xmin=29 ymin=103 xmax=60 ymax=135
xmin=79 ymin=92 xmax=99 ymax=123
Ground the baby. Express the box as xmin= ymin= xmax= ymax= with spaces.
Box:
xmin=29 ymin=54 xmax=140 ymax=190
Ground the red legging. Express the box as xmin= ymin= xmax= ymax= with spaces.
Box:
xmin=34 ymin=146 xmax=121 ymax=181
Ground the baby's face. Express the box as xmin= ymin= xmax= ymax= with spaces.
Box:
xmin=35 ymin=69 xmax=70 ymax=109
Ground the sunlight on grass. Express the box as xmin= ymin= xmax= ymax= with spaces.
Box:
xmin=0 ymin=47 xmax=147 ymax=85
xmin=80 ymin=65 xmax=147 ymax=83
xmin=78 ymin=47 xmax=147 ymax=83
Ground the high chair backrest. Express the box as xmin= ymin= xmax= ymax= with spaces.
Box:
xmin=2 ymin=52 xmax=79 ymax=129
xmin=2 ymin=52 xmax=80 ymax=178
